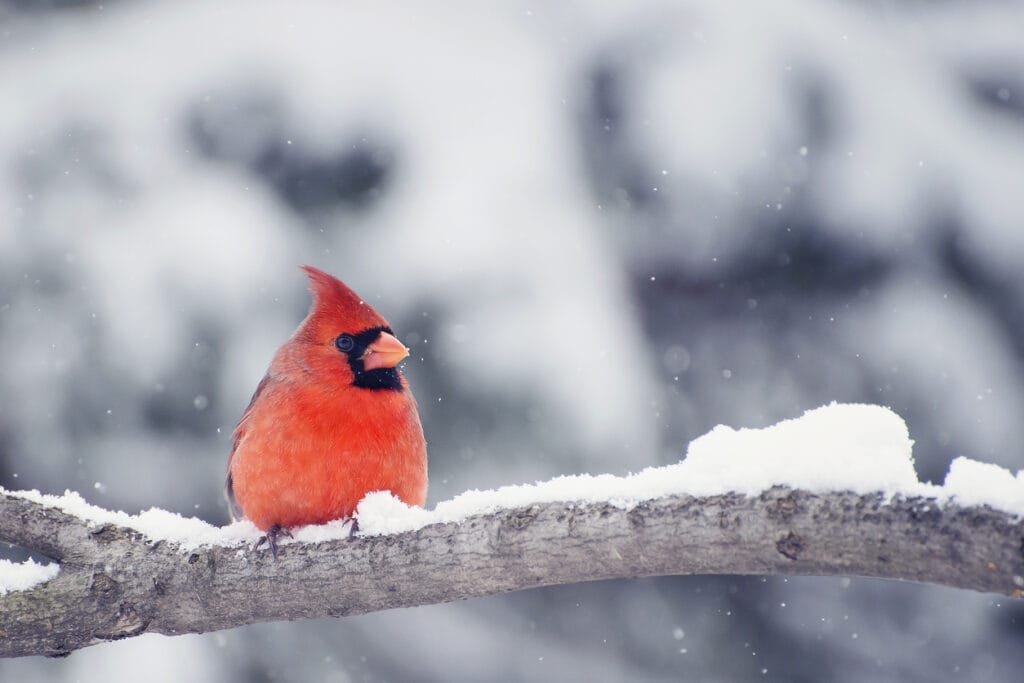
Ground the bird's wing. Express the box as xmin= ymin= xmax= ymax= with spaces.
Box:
xmin=225 ymin=373 xmax=272 ymax=521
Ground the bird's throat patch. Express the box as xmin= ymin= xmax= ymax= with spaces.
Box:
xmin=344 ymin=326 xmax=405 ymax=391
xmin=353 ymin=365 xmax=403 ymax=391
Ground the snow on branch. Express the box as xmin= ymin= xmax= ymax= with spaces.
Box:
xmin=1 ymin=403 xmax=1022 ymax=658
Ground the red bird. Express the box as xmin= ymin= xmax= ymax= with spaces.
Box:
xmin=226 ymin=266 xmax=427 ymax=555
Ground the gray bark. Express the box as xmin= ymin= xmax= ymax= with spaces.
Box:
xmin=1 ymin=487 xmax=1022 ymax=658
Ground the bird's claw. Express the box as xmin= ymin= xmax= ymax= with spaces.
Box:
xmin=254 ymin=524 xmax=293 ymax=558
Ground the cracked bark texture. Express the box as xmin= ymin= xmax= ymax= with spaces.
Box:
xmin=1 ymin=487 xmax=1023 ymax=658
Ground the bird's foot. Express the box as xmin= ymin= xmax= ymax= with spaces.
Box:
xmin=254 ymin=524 xmax=293 ymax=558
xmin=348 ymin=518 xmax=360 ymax=540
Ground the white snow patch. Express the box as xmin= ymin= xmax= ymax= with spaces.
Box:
xmin=943 ymin=457 xmax=1024 ymax=513
xmin=290 ymin=519 xmax=356 ymax=544
xmin=3 ymin=404 xmax=1021 ymax=550
xmin=0 ymin=558 xmax=60 ymax=595
xmin=3 ymin=489 xmax=261 ymax=551
xmin=681 ymin=402 xmax=920 ymax=496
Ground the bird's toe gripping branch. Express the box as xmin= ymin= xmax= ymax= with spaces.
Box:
xmin=253 ymin=524 xmax=293 ymax=558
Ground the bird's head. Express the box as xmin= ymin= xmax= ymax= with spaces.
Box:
xmin=289 ymin=265 xmax=409 ymax=390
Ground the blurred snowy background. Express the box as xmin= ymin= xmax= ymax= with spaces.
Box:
xmin=2 ymin=0 xmax=1023 ymax=680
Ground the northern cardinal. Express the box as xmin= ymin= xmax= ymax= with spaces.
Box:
xmin=226 ymin=266 xmax=427 ymax=555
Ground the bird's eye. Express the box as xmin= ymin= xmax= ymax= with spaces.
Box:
xmin=335 ymin=334 xmax=355 ymax=353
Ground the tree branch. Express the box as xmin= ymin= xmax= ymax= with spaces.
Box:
xmin=2 ymin=486 xmax=1022 ymax=658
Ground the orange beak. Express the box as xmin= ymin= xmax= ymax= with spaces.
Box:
xmin=361 ymin=331 xmax=410 ymax=370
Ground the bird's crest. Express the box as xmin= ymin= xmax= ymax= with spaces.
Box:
xmin=297 ymin=265 xmax=389 ymax=342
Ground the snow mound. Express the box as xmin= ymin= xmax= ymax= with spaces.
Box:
xmin=943 ymin=457 xmax=1024 ymax=513
xmin=681 ymin=402 xmax=919 ymax=496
